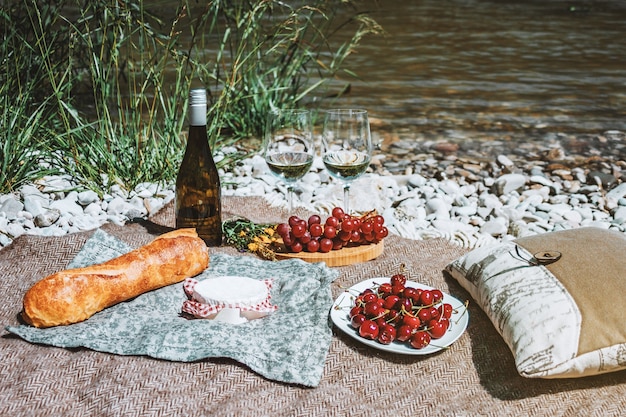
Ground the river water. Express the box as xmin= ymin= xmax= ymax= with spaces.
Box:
xmin=154 ymin=0 xmax=626 ymax=156
xmin=326 ymin=0 xmax=626 ymax=152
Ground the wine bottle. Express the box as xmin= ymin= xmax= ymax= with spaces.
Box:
xmin=175 ymin=88 xmax=222 ymax=245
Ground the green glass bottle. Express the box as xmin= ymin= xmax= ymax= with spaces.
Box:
xmin=175 ymin=88 xmax=222 ymax=245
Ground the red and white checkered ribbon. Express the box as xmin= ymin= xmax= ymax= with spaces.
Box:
xmin=182 ymin=277 xmax=278 ymax=319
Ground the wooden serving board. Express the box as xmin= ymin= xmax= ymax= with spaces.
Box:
xmin=275 ymin=240 xmax=384 ymax=267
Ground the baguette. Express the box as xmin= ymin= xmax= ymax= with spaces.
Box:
xmin=22 ymin=228 xmax=209 ymax=328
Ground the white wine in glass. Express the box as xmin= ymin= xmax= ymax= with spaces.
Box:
xmin=321 ymin=109 xmax=373 ymax=214
xmin=263 ymin=109 xmax=314 ymax=212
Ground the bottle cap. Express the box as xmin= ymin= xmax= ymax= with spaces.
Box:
xmin=190 ymin=88 xmax=207 ymax=106
xmin=189 ymin=88 xmax=207 ymax=126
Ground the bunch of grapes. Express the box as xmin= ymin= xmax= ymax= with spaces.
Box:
xmin=275 ymin=207 xmax=388 ymax=253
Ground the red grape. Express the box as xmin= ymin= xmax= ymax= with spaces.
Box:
xmin=332 ymin=207 xmax=345 ymax=219
xmin=319 ymin=238 xmax=333 ymax=253
xmin=308 ymin=215 xmax=321 ymax=225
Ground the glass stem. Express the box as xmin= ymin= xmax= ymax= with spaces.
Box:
xmin=287 ymin=184 xmax=294 ymax=213
xmin=343 ymin=183 xmax=351 ymax=214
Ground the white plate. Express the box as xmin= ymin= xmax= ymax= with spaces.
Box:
xmin=330 ymin=277 xmax=469 ymax=355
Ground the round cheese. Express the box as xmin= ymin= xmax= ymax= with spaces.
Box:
xmin=192 ymin=276 xmax=268 ymax=306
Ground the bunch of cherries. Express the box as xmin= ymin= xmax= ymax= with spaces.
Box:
xmin=348 ymin=271 xmax=456 ymax=349
xmin=275 ymin=207 xmax=388 ymax=253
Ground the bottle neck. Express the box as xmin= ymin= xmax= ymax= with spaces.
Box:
xmin=189 ymin=104 xmax=206 ymax=126
xmin=189 ymin=88 xmax=207 ymax=126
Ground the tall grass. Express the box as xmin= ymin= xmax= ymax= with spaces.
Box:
xmin=0 ymin=0 xmax=382 ymax=195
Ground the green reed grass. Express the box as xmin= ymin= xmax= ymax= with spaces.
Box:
xmin=0 ymin=0 xmax=382 ymax=195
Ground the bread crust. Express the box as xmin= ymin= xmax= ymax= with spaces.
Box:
xmin=22 ymin=228 xmax=209 ymax=328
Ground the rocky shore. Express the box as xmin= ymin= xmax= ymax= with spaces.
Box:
xmin=1 ymin=129 xmax=625 ymax=249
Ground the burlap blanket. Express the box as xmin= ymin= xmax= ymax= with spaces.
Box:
xmin=1 ymin=196 xmax=625 ymax=416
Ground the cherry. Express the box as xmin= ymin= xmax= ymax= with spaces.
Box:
xmin=378 ymin=324 xmax=396 ymax=345
xmin=363 ymin=301 xmax=384 ymax=318
xmin=417 ymin=308 xmax=432 ymax=323
xmin=410 ymin=331 xmax=431 ymax=349
xmin=439 ymin=303 xmax=453 ymax=319
xmin=351 ymin=313 xmax=366 ymax=329
xmin=428 ymin=318 xmax=449 ymax=339
xmin=349 ymin=306 xmax=362 ymax=318
xmin=346 ymin=272 xmax=464 ymax=349
xmin=288 ymin=216 xmax=301 ymax=227
xmin=398 ymin=297 xmax=413 ymax=312
xmin=403 ymin=287 xmax=419 ymax=300
xmin=385 ymin=309 xmax=402 ymax=325
xmin=402 ymin=314 xmax=421 ymax=329
xmin=361 ymin=292 xmax=377 ymax=304
xmin=396 ymin=324 xmax=414 ymax=342
xmin=391 ymin=283 xmax=405 ymax=295
xmin=359 ymin=320 xmax=379 ymax=340
xmin=431 ymin=289 xmax=444 ymax=304
xmin=382 ymin=294 xmax=400 ymax=310
xmin=390 ymin=273 xmax=407 ymax=287
xmin=419 ymin=290 xmax=434 ymax=306
xmin=375 ymin=316 xmax=388 ymax=328
xmin=428 ymin=306 xmax=440 ymax=321
xmin=378 ymin=282 xmax=393 ymax=297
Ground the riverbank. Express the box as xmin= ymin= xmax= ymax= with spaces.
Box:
xmin=1 ymin=129 xmax=624 ymax=250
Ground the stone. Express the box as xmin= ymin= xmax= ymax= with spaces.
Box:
xmin=496 ymin=154 xmax=514 ymax=169
xmin=480 ymin=217 xmax=508 ymax=236
xmin=425 ymin=198 xmax=450 ymax=220
xmin=77 ymin=190 xmax=100 ymax=206
xmin=493 ymin=173 xmax=527 ymax=196
xmin=5 ymin=222 xmax=25 ymax=238
xmin=606 ymin=183 xmax=626 ymax=208
xmin=613 ymin=207 xmax=626 ymax=223
xmin=23 ymin=195 xmax=47 ymax=217
xmin=69 ymin=214 xmax=102 ymax=230
xmin=0 ymin=196 xmax=24 ymax=220
xmin=106 ymin=196 xmax=128 ymax=215
xmin=34 ymin=209 xmax=61 ymax=227
xmin=50 ymin=196 xmax=84 ymax=217
xmin=587 ymin=171 xmax=617 ymax=189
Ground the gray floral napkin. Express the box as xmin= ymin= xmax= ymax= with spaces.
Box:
xmin=7 ymin=229 xmax=339 ymax=387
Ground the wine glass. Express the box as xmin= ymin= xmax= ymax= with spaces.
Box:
xmin=321 ymin=109 xmax=373 ymax=214
xmin=263 ymin=109 xmax=314 ymax=212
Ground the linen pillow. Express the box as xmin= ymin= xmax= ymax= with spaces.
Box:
xmin=445 ymin=227 xmax=626 ymax=378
